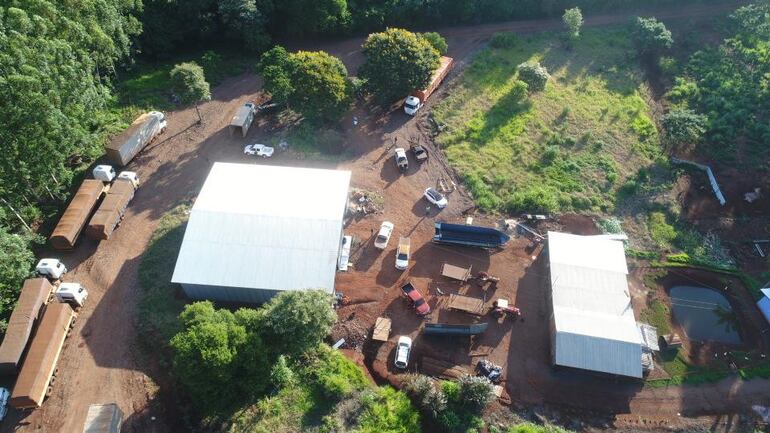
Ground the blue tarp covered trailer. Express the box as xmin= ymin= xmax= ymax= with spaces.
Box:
xmin=433 ymin=222 xmax=510 ymax=248
xmin=424 ymin=322 xmax=488 ymax=336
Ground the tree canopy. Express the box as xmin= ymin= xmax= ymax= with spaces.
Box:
xmin=261 ymin=290 xmax=337 ymax=356
xmin=170 ymin=62 xmax=211 ymax=121
xmin=632 ymin=16 xmax=673 ymax=55
xmin=259 ymin=48 xmax=352 ymax=121
xmin=359 ymin=28 xmax=441 ymax=104
xmin=562 ymin=7 xmax=584 ymax=39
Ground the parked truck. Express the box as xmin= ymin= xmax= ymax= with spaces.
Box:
xmin=404 ymin=56 xmax=454 ymax=115
xmin=230 ymin=102 xmax=256 ymax=137
xmin=85 ymin=172 xmax=139 ymax=240
xmin=433 ymin=222 xmax=510 ymax=249
xmin=82 ymin=403 xmax=123 ymax=433
xmin=105 ymin=111 xmax=167 ymax=166
xmin=10 ymin=302 xmax=76 ymax=409
xmin=0 ymin=278 xmax=54 ymax=375
xmin=49 ymin=179 xmax=108 ymax=250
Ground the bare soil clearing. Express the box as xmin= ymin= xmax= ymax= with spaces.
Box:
xmin=2 ymin=2 xmax=765 ymax=432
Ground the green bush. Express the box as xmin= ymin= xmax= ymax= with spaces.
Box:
xmin=516 ymin=62 xmax=549 ymax=91
xmin=304 ymin=345 xmax=368 ymax=400
xmin=648 ymin=212 xmax=677 ymax=248
xmin=270 ymin=355 xmax=296 ymax=389
xmin=357 ymin=387 xmax=421 ymax=433
xmin=0 ymin=229 xmax=39 ymax=334
xmin=662 ymin=109 xmax=707 ymax=147
xmin=262 ymin=290 xmax=337 ymax=356
xmin=505 ymin=186 xmax=560 ymax=213
xmin=632 ymin=16 xmax=673 ymax=55
xmin=422 ymin=32 xmax=448 ymax=55
xmin=489 ymin=33 xmax=518 ymax=49
xmin=457 ymin=375 xmax=494 ymax=414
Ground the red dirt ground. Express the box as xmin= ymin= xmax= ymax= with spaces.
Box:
xmin=1 ymin=2 xmax=766 ymax=432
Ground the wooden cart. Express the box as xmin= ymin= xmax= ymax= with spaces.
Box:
xmin=448 ymin=294 xmax=485 ymax=315
xmin=441 ymin=263 xmax=472 ymax=282
xmin=372 ymin=317 xmax=392 ymax=342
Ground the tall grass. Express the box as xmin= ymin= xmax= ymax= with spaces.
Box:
xmin=433 ymin=27 xmax=662 ymax=214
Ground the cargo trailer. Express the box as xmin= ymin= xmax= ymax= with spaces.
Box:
xmin=86 ymin=178 xmax=137 ymax=240
xmin=404 ymin=56 xmax=453 ymax=115
xmin=50 ymin=180 xmax=107 ymax=250
xmin=433 ymin=222 xmax=510 ymax=249
xmin=0 ymin=278 xmax=54 ymax=375
xmin=105 ymin=111 xmax=166 ymax=166
xmin=10 ymin=302 xmax=75 ymax=409
xmin=229 ymin=103 xmax=256 ymax=137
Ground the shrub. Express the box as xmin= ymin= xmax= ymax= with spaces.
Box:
xmin=270 ymin=355 xmax=296 ymax=389
xmin=357 ymin=387 xmax=421 ymax=433
xmin=648 ymin=212 xmax=677 ymax=249
xmin=542 ymin=145 xmax=559 ymax=164
xmin=505 ymin=186 xmax=560 ymax=213
xmin=489 ymin=33 xmax=518 ymax=49
xmin=516 ymin=62 xmax=549 ymax=91
xmin=457 ymin=375 xmax=494 ymax=414
xmin=422 ymin=31 xmax=448 ymax=55
xmin=262 ymin=290 xmax=337 ymax=356
xmin=403 ymin=374 xmax=446 ymax=419
xmin=662 ymin=109 xmax=707 ymax=147
xmin=305 ymin=345 xmax=368 ymax=399
xmin=632 ymin=16 xmax=673 ymax=55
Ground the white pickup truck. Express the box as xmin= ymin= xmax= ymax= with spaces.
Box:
xmin=244 ymin=144 xmax=275 ymax=158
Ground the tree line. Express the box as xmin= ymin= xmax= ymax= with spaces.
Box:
xmin=138 ymin=0 xmax=704 ymax=56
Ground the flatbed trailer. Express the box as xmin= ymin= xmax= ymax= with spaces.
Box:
xmin=441 ymin=263 xmax=472 ymax=282
xmin=0 ymin=278 xmax=54 ymax=374
xmin=10 ymin=302 xmax=75 ymax=409
xmin=372 ymin=317 xmax=392 ymax=342
xmin=448 ymin=294 xmax=485 ymax=315
xmin=85 ymin=178 xmax=136 ymax=240
xmin=50 ymin=179 xmax=107 ymax=249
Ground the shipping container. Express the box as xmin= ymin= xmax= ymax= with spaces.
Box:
xmin=0 ymin=279 xmax=54 ymax=375
xmin=10 ymin=302 xmax=75 ymax=409
xmin=50 ymin=180 xmax=106 ymax=250
xmin=86 ymin=179 xmax=137 ymax=240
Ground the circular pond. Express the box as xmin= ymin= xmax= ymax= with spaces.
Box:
xmin=669 ymin=286 xmax=742 ymax=345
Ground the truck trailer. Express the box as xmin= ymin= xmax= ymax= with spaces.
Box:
xmin=105 ymin=111 xmax=167 ymax=166
xmin=50 ymin=179 xmax=108 ymax=250
xmin=85 ymin=176 xmax=138 ymax=240
xmin=433 ymin=222 xmax=510 ymax=249
xmin=229 ymin=102 xmax=256 ymax=137
xmin=82 ymin=403 xmax=124 ymax=433
xmin=0 ymin=278 xmax=54 ymax=375
xmin=404 ymin=56 xmax=454 ymax=115
xmin=10 ymin=302 xmax=75 ymax=409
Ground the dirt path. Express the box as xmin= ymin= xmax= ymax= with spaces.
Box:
xmin=1 ymin=1 xmax=758 ymax=432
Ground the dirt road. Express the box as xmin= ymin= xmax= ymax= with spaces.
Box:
xmin=1 ymin=1 xmax=760 ymax=432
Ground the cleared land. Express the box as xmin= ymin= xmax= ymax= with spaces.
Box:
xmin=433 ymin=27 xmax=660 ymax=214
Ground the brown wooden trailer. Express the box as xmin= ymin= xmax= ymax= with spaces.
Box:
xmin=10 ymin=302 xmax=75 ymax=409
xmin=448 ymin=294 xmax=485 ymax=315
xmin=0 ymin=278 xmax=54 ymax=374
xmin=50 ymin=179 xmax=107 ymax=249
xmin=86 ymin=179 xmax=136 ymax=240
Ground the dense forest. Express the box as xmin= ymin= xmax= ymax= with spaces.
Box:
xmin=0 ymin=0 xmax=767 ymax=330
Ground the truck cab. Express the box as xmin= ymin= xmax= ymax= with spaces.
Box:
xmin=150 ymin=111 xmax=168 ymax=132
xmin=35 ymin=259 xmax=67 ymax=280
xmin=55 ymin=283 xmax=88 ymax=308
xmin=92 ymin=165 xmax=116 ymax=182
xmin=117 ymin=171 xmax=139 ymax=188
xmin=404 ymin=95 xmax=422 ymax=116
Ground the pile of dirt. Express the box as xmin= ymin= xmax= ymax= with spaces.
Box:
xmin=347 ymin=188 xmax=384 ymax=217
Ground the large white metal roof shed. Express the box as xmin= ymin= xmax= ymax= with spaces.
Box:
xmin=172 ymin=163 xmax=351 ymax=303
xmin=548 ymin=231 xmax=643 ymax=378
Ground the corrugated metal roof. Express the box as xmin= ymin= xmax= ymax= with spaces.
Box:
xmin=758 ymin=289 xmax=770 ymax=325
xmin=172 ymin=163 xmax=350 ymax=296
xmin=548 ymin=231 xmax=643 ymax=378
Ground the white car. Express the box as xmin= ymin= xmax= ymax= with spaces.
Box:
xmin=394 ymin=336 xmax=412 ymax=369
xmin=244 ymin=144 xmax=274 ymax=158
xmin=0 ymin=387 xmax=9 ymax=421
xmin=424 ymin=187 xmax=448 ymax=209
xmin=374 ymin=221 xmax=394 ymax=249
xmin=395 ymin=237 xmax=410 ymax=271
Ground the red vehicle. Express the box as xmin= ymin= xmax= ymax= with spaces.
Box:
xmin=401 ymin=282 xmax=431 ymax=315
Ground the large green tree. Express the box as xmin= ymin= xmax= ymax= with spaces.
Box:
xmin=359 ymin=28 xmax=441 ymax=104
xmin=170 ymin=62 xmax=212 ymax=123
xmin=170 ymin=302 xmax=269 ymax=414
xmin=632 ymin=16 xmax=673 ymax=56
xmin=261 ymin=290 xmax=337 ymax=356
xmin=258 ymin=48 xmax=352 ymax=121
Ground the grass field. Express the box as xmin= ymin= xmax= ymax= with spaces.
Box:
xmin=433 ymin=27 xmax=662 ymax=214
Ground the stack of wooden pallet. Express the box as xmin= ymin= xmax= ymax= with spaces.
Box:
xmin=421 ymin=356 xmax=468 ymax=379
